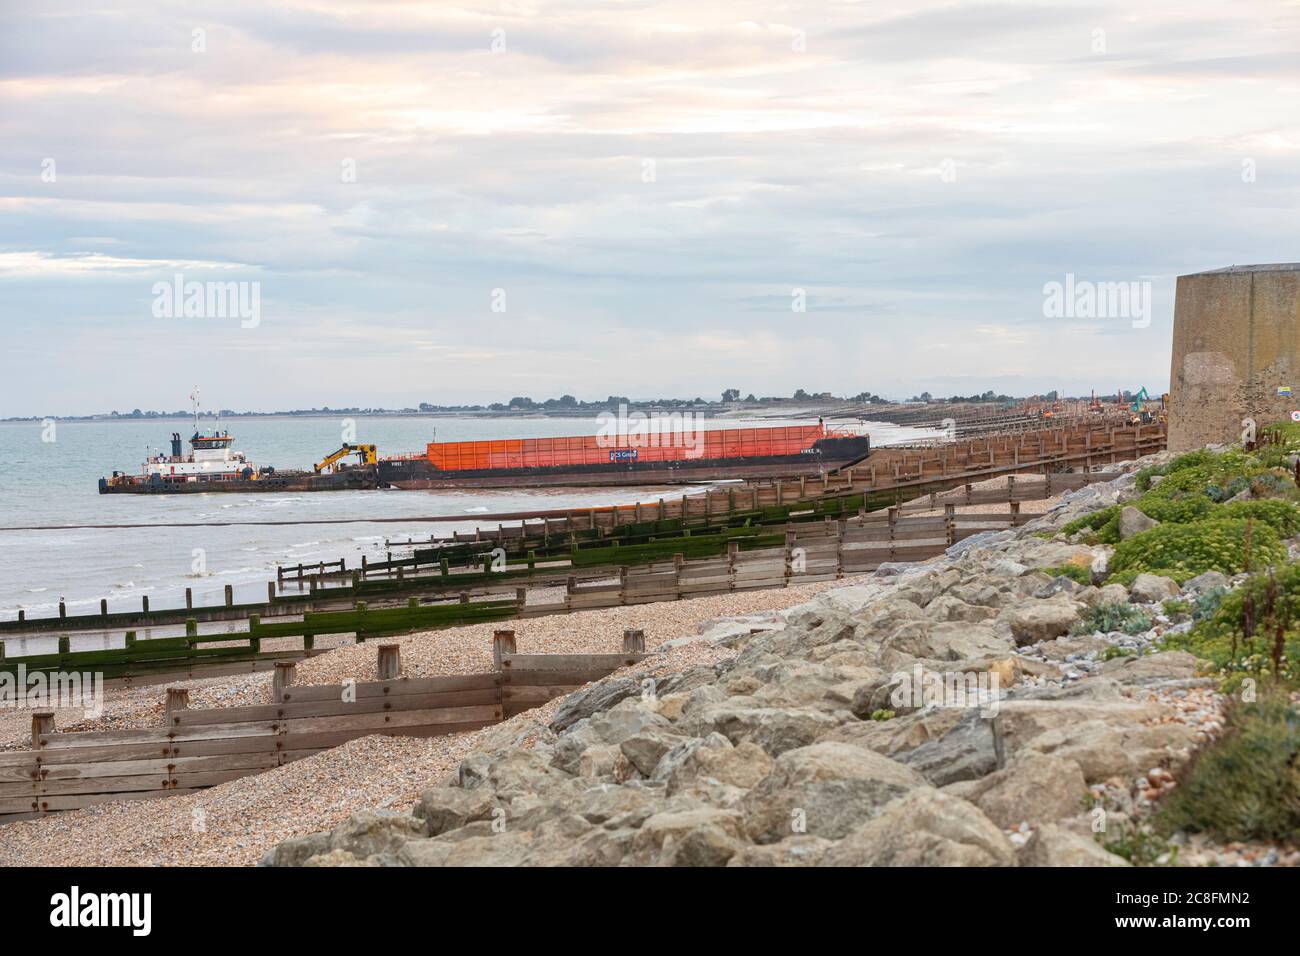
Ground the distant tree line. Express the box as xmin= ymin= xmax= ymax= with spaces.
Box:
xmin=7 ymin=387 xmax=1057 ymax=422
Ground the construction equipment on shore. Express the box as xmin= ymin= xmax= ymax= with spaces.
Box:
xmin=1125 ymin=387 xmax=1157 ymax=425
xmin=314 ymin=443 xmax=378 ymax=474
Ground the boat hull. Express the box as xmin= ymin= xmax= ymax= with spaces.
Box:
xmin=98 ymin=468 xmax=385 ymax=494
xmin=379 ymin=436 xmax=871 ymax=490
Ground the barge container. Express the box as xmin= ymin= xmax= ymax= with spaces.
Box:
xmin=377 ymin=424 xmax=870 ymax=489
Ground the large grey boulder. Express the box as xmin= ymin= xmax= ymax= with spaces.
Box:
xmin=727 ymin=835 xmax=832 ymax=867
xmin=741 ymin=742 xmax=926 ymax=843
xmin=942 ymin=752 xmax=1087 ymax=828
xmin=550 ymin=677 xmax=641 ymax=732
xmin=327 ymin=811 xmax=427 ymax=859
xmin=1181 ymin=570 xmax=1229 ymax=594
xmin=629 ymin=807 xmax=747 ymax=866
xmin=620 ymin=727 xmax=690 ymax=776
xmin=1118 ymin=507 xmax=1158 ymax=540
xmin=679 ymin=704 xmax=845 ymax=756
xmin=1128 ymin=573 xmax=1180 ymax=604
xmin=656 ymin=736 xmax=773 ymax=795
xmin=571 ymin=784 xmax=660 ymax=829
xmin=1018 ymin=824 xmax=1131 ymax=867
xmin=819 ymin=789 xmax=1015 ymax=866
xmin=260 ymin=831 xmax=330 ymax=867
xmin=414 ymin=787 xmax=498 ymax=836
xmin=925 ymin=595 xmax=1000 ymax=624
xmin=1099 ymin=650 xmax=1201 ymax=684
xmin=896 ymin=711 xmax=1000 ymax=786
xmin=1002 ymin=598 xmax=1083 ymax=646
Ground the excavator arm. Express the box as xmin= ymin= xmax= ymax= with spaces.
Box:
xmin=314 ymin=443 xmax=378 ymax=474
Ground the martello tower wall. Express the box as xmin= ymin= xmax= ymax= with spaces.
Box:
xmin=1168 ymin=264 xmax=1300 ymax=453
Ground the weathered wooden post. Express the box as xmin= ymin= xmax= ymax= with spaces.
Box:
xmin=272 ymin=660 xmax=297 ymax=702
xmin=124 ymin=630 xmax=137 ymax=648
xmin=186 ymin=618 xmax=198 ymax=638
xmin=248 ymin=614 xmax=261 ymax=653
xmin=945 ymin=503 xmax=956 ymax=546
xmin=58 ymin=635 xmax=70 ymax=655
xmin=352 ymin=603 xmax=366 ymax=643
xmin=623 ymin=628 xmax=645 ymax=654
xmin=100 ymin=598 xmax=108 ymax=616
xmin=186 ymin=587 xmax=194 ymax=610
xmin=59 ymin=600 xmax=66 ymax=619
xmin=516 ymin=587 xmax=527 ymax=614
xmin=377 ymin=644 xmax=402 ymax=681
xmin=268 ymin=581 xmax=277 ymax=603
xmin=459 ymin=592 xmax=469 ymax=604
xmin=165 ymin=687 xmax=189 ymax=725
xmin=31 ymin=711 xmax=55 ymax=748
xmin=224 ymin=585 xmax=233 ymax=607
xmin=492 ymin=629 xmax=516 ymax=669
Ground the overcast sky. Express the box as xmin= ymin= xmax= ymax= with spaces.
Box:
xmin=1 ymin=0 xmax=1297 ymax=416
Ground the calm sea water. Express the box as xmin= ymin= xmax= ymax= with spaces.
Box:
xmin=0 ymin=415 xmax=938 ymax=623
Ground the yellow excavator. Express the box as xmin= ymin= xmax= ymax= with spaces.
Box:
xmin=314 ymin=443 xmax=378 ymax=474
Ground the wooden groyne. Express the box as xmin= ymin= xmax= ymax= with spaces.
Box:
xmin=0 ymin=470 xmax=1105 ymax=684
xmin=0 ymin=637 xmax=648 ymax=825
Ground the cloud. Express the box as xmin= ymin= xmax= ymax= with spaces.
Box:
xmin=0 ymin=0 xmax=1297 ymax=414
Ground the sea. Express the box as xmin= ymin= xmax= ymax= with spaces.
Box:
xmin=0 ymin=415 xmax=940 ymax=630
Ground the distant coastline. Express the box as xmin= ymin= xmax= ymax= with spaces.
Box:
xmin=0 ymin=401 xmax=880 ymax=425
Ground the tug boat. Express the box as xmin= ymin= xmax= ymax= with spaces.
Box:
xmin=99 ymin=430 xmax=383 ymax=494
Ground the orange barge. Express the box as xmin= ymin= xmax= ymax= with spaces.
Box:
xmin=377 ymin=424 xmax=871 ymax=489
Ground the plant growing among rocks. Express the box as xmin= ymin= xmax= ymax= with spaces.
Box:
xmin=1164 ymin=564 xmax=1300 ymax=688
xmin=1073 ymin=601 xmax=1153 ymax=636
xmin=1159 ymin=694 xmax=1300 ymax=843
xmin=1108 ymin=518 xmax=1286 ymax=585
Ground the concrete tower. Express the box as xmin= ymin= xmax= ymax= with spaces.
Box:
xmin=1167 ymin=263 xmax=1300 ymax=453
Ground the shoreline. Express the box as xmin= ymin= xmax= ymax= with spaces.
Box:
xmin=0 ymin=575 xmax=876 ymax=866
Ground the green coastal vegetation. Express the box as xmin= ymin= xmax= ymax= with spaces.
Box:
xmin=1053 ymin=421 xmax=1300 ymax=849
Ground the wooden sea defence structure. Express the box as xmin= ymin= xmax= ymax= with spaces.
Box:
xmin=0 ymin=637 xmax=647 ymax=825
xmin=0 ymin=470 xmax=1113 ymax=684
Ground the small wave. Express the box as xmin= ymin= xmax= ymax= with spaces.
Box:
xmin=463 ymin=507 xmax=489 ymax=513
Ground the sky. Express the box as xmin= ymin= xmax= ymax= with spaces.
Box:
xmin=1 ymin=0 xmax=1297 ymax=416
